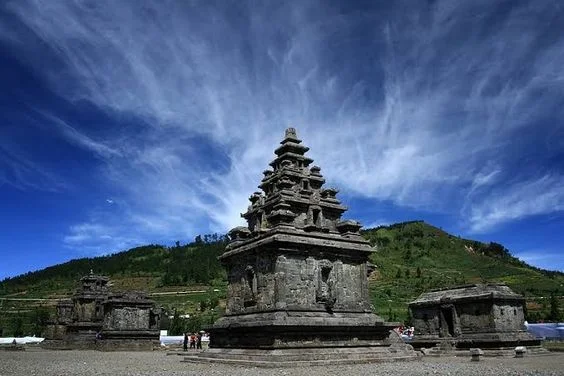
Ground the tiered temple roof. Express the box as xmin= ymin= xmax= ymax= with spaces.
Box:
xmin=409 ymin=283 xmax=525 ymax=307
xmin=230 ymin=128 xmax=361 ymax=242
xmin=75 ymin=271 xmax=110 ymax=299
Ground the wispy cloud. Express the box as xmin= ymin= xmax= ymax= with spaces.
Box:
xmin=0 ymin=142 xmax=67 ymax=192
xmin=64 ymin=221 xmax=142 ymax=255
xmin=514 ymin=249 xmax=564 ymax=272
xmin=1 ymin=0 xmax=563 ymax=252
xmin=41 ymin=113 xmax=121 ymax=159
xmin=470 ymin=168 xmax=501 ymax=193
xmin=468 ymin=174 xmax=564 ymax=232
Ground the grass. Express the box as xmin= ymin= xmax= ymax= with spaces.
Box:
xmin=543 ymin=341 xmax=564 ymax=352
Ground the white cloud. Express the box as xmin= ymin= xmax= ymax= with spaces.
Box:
xmin=1 ymin=0 xmax=563 ymax=251
xmin=468 ymin=175 xmax=564 ymax=233
xmin=64 ymin=222 xmax=141 ymax=255
xmin=470 ymin=168 xmax=501 ymax=193
xmin=513 ymin=249 xmax=564 ymax=272
xmin=41 ymin=113 xmax=121 ymax=159
xmin=363 ymin=219 xmax=391 ymax=230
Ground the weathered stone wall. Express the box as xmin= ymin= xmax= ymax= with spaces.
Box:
xmin=291 ymin=209 xmax=340 ymax=232
xmin=74 ymin=300 xmax=99 ymax=322
xmin=456 ymin=302 xmax=494 ymax=333
xmin=225 ymin=253 xmax=276 ymax=314
xmin=103 ymin=307 xmax=151 ymax=331
xmin=492 ymin=303 xmax=525 ymax=331
xmin=412 ymin=302 xmax=498 ymax=337
xmin=56 ymin=303 xmax=73 ymax=324
xmin=225 ymin=251 xmax=370 ymax=315
xmin=411 ymin=307 xmax=441 ymax=335
xmin=149 ymin=308 xmax=160 ymax=330
xmin=277 ymin=255 xmax=369 ymax=311
xmin=43 ymin=324 xmax=67 ymax=340
xmin=293 ymin=211 xmax=308 ymax=228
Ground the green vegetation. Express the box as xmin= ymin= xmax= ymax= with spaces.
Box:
xmin=363 ymin=221 xmax=564 ymax=322
xmin=0 ymin=235 xmax=228 ymax=336
xmin=1 ymin=223 xmax=563 ymax=335
xmin=0 ymin=235 xmax=228 ymax=297
xmin=543 ymin=341 xmax=564 ymax=352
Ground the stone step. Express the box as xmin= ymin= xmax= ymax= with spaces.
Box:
xmin=181 ymin=354 xmax=419 ymax=367
xmin=193 ymin=347 xmax=412 ymax=361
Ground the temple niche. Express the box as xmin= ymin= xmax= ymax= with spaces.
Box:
xmin=184 ymin=128 xmax=418 ymax=365
xmin=409 ymin=284 xmax=546 ymax=356
xmin=43 ymin=272 xmax=160 ymax=350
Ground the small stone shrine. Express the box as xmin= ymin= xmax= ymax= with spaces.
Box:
xmin=43 ymin=272 xmax=160 ymax=350
xmin=408 ymin=284 xmax=545 ymax=356
xmin=184 ymin=128 xmax=418 ymax=366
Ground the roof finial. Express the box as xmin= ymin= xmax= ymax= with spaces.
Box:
xmin=285 ymin=127 xmax=297 ymax=139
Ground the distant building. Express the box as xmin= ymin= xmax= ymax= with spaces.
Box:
xmin=409 ymin=284 xmax=545 ymax=355
xmin=43 ymin=272 xmax=160 ymax=350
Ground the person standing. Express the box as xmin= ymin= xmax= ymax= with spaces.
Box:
xmin=183 ymin=332 xmax=188 ymax=351
xmin=196 ymin=332 xmax=202 ymax=349
xmin=189 ymin=333 xmax=196 ymax=349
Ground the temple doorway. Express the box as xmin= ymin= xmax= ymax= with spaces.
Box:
xmin=441 ymin=306 xmax=455 ymax=337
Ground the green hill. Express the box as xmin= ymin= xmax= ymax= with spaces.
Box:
xmin=362 ymin=221 xmax=564 ymax=323
xmin=1 ymin=222 xmax=562 ymax=336
xmin=0 ymin=234 xmax=228 ymax=297
xmin=0 ymin=235 xmax=228 ymax=336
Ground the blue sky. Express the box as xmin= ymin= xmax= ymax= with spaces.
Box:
xmin=1 ymin=0 xmax=563 ymax=280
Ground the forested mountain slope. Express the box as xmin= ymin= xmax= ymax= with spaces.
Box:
xmin=1 ymin=222 xmax=562 ymax=336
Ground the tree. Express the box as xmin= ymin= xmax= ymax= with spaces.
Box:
xmin=548 ymin=292 xmax=562 ymax=322
xmin=485 ymin=242 xmax=511 ymax=259
xmin=9 ymin=315 xmax=24 ymax=337
xmin=31 ymin=307 xmax=50 ymax=336
xmin=169 ymin=311 xmax=184 ymax=336
xmin=405 ymin=308 xmax=414 ymax=327
xmin=387 ymin=307 xmax=394 ymax=321
xmin=186 ymin=315 xmax=203 ymax=333
xmin=208 ymin=294 xmax=220 ymax=309
xmin=199 ymin=300 xmax=208 ymax=312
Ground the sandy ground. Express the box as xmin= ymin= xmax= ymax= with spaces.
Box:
xmin=0 ymin=349 xmax=563 ymax=376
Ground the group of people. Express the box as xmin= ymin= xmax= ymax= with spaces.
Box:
xmin=395 ymin=325 xmax=415 ymax=338
xmin=183 ymin=332 xmax=203 ymax=350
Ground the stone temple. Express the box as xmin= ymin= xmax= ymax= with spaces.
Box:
xmin=408 ymin=284 xmax=545 ymax=356
xmin=184 ymin=128 xmax=418 ymax=365
xmin=43 ymin=272 xmax=160 ymax=350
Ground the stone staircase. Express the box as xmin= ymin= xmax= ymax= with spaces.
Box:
xmin=181 ymin=346 xmax=420 ymax=367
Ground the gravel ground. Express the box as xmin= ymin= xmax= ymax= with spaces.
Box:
xmin=1 ymin=349 xmax=563 ymax=376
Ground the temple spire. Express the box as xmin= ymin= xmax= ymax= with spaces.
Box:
xmin=231 ymin=128 xmax=359 ymax=241
xmin=283 ymin=127 xmax=299 ymax=142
